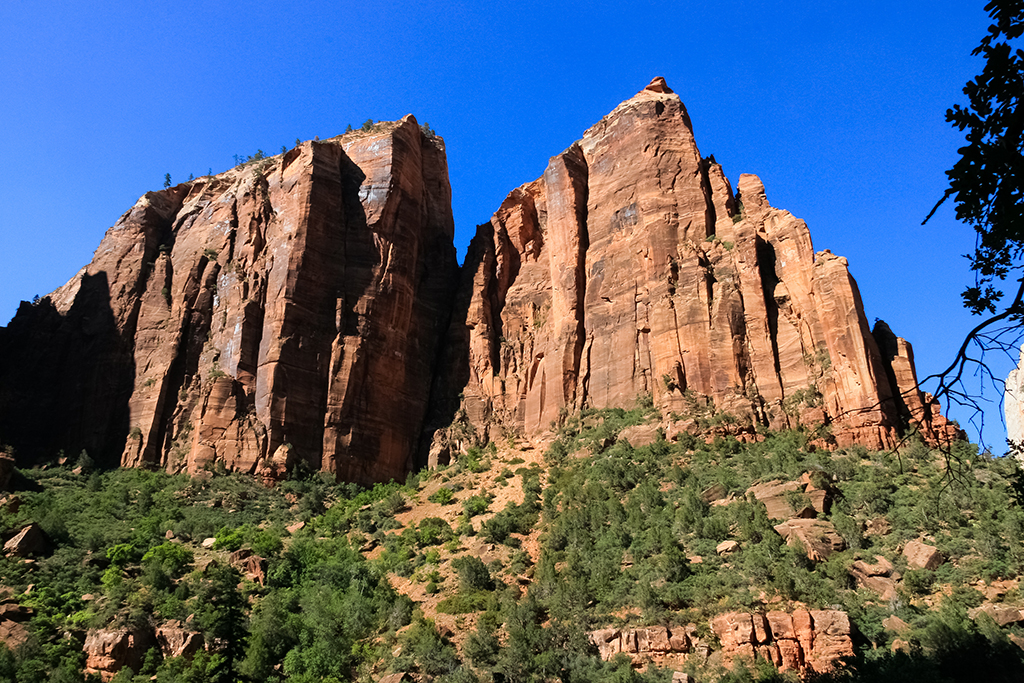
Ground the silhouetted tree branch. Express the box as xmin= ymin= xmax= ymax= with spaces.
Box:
xmin=922 ymin=1 xmax=1024 ymax=450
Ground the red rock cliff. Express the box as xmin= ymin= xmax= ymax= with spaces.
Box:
xmin=0 ymin=116 xmax=457 ymax=484
xmin=0 ymin=79 xmax=956 ymax=481
xmin=434 ymin=77 xmax=948 ymax=451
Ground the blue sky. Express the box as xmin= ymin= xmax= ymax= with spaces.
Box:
xmin=0 ymin=1 xmax=1008 ymax=446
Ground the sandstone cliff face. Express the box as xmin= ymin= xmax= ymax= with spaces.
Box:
xmin=0 ymin=117 xmax=457 ymax=483
xmin=437 ymin=78 xmax=948 ymax=451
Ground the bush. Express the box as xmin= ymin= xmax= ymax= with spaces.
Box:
xmin=904 ymin=568 xmax=936 ymax=596
xmin=430 ymin=487 xmax=455 ymax=505
xmin=400 ymin=617 xmax=459 ymax=675
xmin=213 ymin=526 xmax=245 ymax=551
xmin=463 ymin=495 xmax=490 ymax=517
xmin=416 ymin=518 xmax=454 ymax=547
xmin=453 ymin=556 xmax=494 ymax=591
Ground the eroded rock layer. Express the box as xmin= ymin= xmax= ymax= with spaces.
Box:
xmin=0 ymin=117 xmax=457 ymax=484
xmin=435 ymin=78 xmax=952 ymax=451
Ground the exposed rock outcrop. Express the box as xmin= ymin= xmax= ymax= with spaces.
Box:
xmin=435 ymin=78 xmax=950 ymax=452
xmin=590 ymin=609 xmax=852 ymax=674
xmin=590 ymin=624 xmax=688 ymax=660
xmin=712 ymin=609 xmax=852 ymax=674
xmin=156 ymin=621 xmax=205 ymax=660
xmin=0 ymin=119 xmax=457 ymax=484
xmin=872 ymin=321 xmax=962 ymax=447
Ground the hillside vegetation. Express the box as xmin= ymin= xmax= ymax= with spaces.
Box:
xmin=0 ymin=402 xmax=1023 ymax=682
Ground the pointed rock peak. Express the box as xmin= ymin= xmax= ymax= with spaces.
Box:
xmin=401 ymin=113 xmax=418 ymax=126
xmin=644 ymin=77 xmax=673 ymax=94
xmin=737 ymin=173 xmax=768 ymax=210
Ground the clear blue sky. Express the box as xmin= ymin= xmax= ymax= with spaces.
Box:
xmin=0 ymin=1 xmax=1007 ymax=447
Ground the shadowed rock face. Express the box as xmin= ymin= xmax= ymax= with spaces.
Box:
xmin=437 ymin=77 xmax=950 ymax=450
xmin=0 ymin=117 xmax=457 ymax=484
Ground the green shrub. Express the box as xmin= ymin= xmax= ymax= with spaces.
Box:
xmin=213 ymin=526 xmax=245 ymax=551
xmin=462 ymin=495 xmax=490 ymax=517
xmin=453 ymin=555 xmax=494 ymax=591
xmin=416 ymin=517 xmax=455 ymax=547
xmin=430 ymin=487 xmax=455 ymax=505
xmin=400 ymin=616 xmax=459 ymax=675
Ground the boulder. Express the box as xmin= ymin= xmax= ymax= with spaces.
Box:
xmin=903 ymin=539 xmax=943 ymax=570
xmin=618 ymin=424 xmax=661 ymax=448
xmin=84 ymin=628 xmax=155 ymax=681
xmin=0 ymin=603 xmax=31 ymax=621
xmin=982 ymin=579 xmax=1017 ymax=601
xmin=968 ymin=603 xmax=1024 ymax=626
xmin=747 ymin=479 xmax=825 ymax=519
xmin=716 ymin=540 xmax=739 ymax=556
xmin=701 ymin=483 xmax=728 ymax=503
xmin=882 ymin=615 xmax=911 ymax=634
xmin=865 ymin=517 xmax=891 ymax=537
xmin=235 ymin=554 xmax=267 ymax=586
xmin=849 ymin=555 xmax=897 ymax=599
xmin=0 ymin=600 xmax=32 ymax=650
xmin=379 ymin=674 xmax=412 ymax=683
xmin=0 ymin=619 xmax=29 ymax=651
xmin=3 ymin=523 xmax=46 ymax=557
xmin=773 ymin=519 xmax=845 ymax=561
xmin=156 ymin=621 xmax=205 ymax=660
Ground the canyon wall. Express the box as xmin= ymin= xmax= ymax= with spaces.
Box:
xmin=0 ymin=117 xmax=457 ymax=484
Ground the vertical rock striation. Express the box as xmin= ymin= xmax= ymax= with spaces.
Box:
xmin=0 ymin=117 xmax=457 ymax=484
xmin=436 ymin=77 xmax=951 ymax=451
